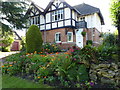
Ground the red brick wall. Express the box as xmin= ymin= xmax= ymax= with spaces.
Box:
xmin=41 ymin=28 xmax=76 ymax=49
xmin=85 ymin=28 xmax=100 ymax=46
xmin=40 ymin=27 xmax=101 ymax=49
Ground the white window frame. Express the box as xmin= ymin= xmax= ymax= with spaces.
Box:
xmin=55 ymin=32 xmax=61 ymax=43
xmin=35 ymin=16 xmax=40 ymax=25
xmin=67 ymin=32 xmax=73 ymax=42
xmin=52 ymin=9 xmax=63 ymax=21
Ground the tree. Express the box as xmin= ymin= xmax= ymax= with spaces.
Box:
xmin=1 ymin=35 xmax=14 ymax=52
xmin=110 ymin=0 xmax=120 ymax=43
xmin=103 ymin=33 xmax=116 ymax=46
xmin=110 ymin=0 xmax=120 ymax=60
xmin=0 ymin=1 xmax=29 ymax=35
xmin=26 ymin=25 xmax=43 ymax=53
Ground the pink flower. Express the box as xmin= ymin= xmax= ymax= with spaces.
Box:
xmin=74 ymin=58 xmax=76 ymax=61
xmin=70 ymin=48 xmax=74 ymax=52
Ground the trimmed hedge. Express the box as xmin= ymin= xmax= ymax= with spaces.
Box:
xmin=26 ymin=25 xmax=43 ymax=53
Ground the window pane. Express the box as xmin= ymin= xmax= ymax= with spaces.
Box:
xmin=59 ymin=33 xmax=61 ymax=41
xmin=61 ymin=14 xmax=63 ymax=19
xmin=55 ymin=34 xmax=58 ymax=41
xmin=55 ymin=33 xmax=61 ymax=42
xmin=36 ymin=17 xmax=37 ymax=24
xmin=67 ymin=33 xmax=72 ymax=42
xmin=55 ymin=15 xmax=58 ymax=21
xmin=52 ymin=16 xmax=54 ymax=21
xmin=33 ymin=18 xmax=34 ymax=24
xmin=58 ymin=14 xmax=60 ymax=20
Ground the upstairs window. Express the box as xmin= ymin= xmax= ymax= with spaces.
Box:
xmin=31 ymin=16 xmax=40 ymax=25
xmin=55 ymin=32 xmax=61 ymax=43
xmin=52 ymin=9 xmax=63 ymax=21
xmin=36 ymin=16 xmax=40 ymax=24
xmin=32 ymin=18 xmax=34 ymax=24
xmin=80 ymin=17 xmax=85 ymax=21
xmin=67 ymin=32 xmax=73 ymax=42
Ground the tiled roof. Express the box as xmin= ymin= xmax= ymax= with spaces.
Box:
xmin=73 ymin=3 xmax=105 ymax=25
xmin=73 ymin=3 xmax=99 ymax=15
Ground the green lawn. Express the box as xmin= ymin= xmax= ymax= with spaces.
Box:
xmin=2 ymin=75 xmax=52 ymax=88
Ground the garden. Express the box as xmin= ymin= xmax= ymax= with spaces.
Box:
xmin=1 ymin=25 xmax=120 ymax=88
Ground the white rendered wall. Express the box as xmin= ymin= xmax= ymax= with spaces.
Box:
xmin=46 ymin=13 xmax=50 ymax=23
xmin=40 ymin=15 xmax=45 ymax=24
xmin=52 ymin=22 xmax=57 ymax=28
xmin=72 ymin=20 xmax=75 ymax=26
xmin=46 ymin=24 xmax=51 ymax=29
xmin=64 ymin=8 xmax=70 ymax=19
xmin=40 ymin=25 xmax=45 ymax=30
xmin=59 ymin=3 xmax=63 ymax=8
xmin=94 ymin=13 xmax=101 ymax=32
xmin=58 ymin=21 xmax=63 ymax=27
xmin=65 ymin=20 xmax=71 ymax=26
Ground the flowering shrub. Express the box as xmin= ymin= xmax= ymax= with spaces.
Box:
xmin=70 ymin=45 xmax=97 ymax=68
xmin=42 ymin=43 xmax=61 ymax=53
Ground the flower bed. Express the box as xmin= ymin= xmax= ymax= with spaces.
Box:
xmin=2 ymin=43 xmax=118 ymax=88
xmin=2 ymin=51 xmax=94 ymax=88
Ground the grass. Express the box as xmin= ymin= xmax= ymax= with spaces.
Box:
xmin=2 ymin=75 xmax=52 ymax=88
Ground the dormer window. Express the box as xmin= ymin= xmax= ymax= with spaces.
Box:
xmin=52 ymin=9 xmax=63 ymax=21
xmin=80 ymin=17 xmax=85 ymax=21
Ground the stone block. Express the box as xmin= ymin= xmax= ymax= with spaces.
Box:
xmin=101 ymin=77 xmax=115 ymax=84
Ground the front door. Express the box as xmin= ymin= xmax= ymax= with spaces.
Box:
xmin=11 ymin=41 xmax=19 ymax=51
xmin=76 ymin=29 xmax=83 ymax=48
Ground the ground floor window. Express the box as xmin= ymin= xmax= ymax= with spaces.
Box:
xmin=55 ymin=32 xmax=61 ymax=43
xmin=67 ymin=32 xmax=73 ymax=42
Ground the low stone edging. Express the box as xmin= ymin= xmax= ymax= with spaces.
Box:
xmin=89 ymin=62 xmax=120 ymax=86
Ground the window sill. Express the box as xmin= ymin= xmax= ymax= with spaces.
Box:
xmin=55 ymin=41 xmax=62 ymax=43
xmin=67 ymin=41 xmax=73 ymax=43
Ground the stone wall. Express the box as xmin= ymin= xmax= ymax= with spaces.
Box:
xmin=89 ymin=62 xmax=120 ymax=86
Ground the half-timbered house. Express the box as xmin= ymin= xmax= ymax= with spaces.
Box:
xmin=26 ymin=0 xmax=104 ymax=49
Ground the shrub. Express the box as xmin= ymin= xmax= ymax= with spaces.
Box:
xmin=96 ymin=44 xmax=117 ymax=61
xmin=86 ymin=40 xmax=93 ymax=45
xmin=2 ymin=46 xmax=10 ymax=52
xmin=81 ymin=31 xmax=86 ymax=37
xmin=26 ymin=25 xmax=43 ymax=53
xmin=103 ymin=33 xmax=116 ymax=46
xmin=71 ymin=45 xmax=97 ymax=67
xmin=67 ymin=64 xmax=89 ymax=82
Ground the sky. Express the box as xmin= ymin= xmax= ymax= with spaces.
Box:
xmin=32 ymin=0 xmax=116 ymax=33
